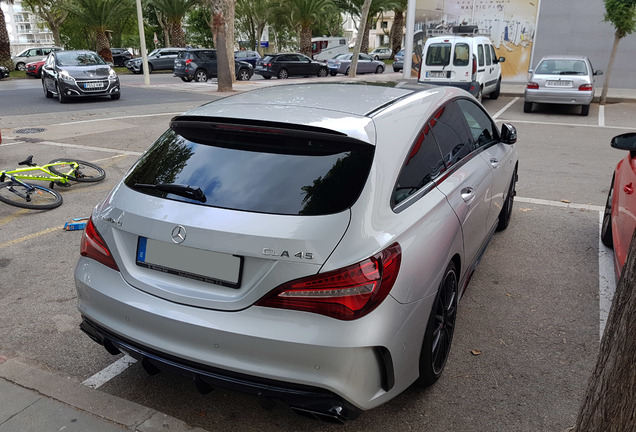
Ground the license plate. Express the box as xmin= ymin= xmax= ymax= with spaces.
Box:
xmin=136 ymin=237 xmax=243 ymax=288
xmin=426 ymin=71 xmax=447 ymax=78
xmin=84 ymin=82 xmax=104 ymax=89
xmin=546 ymin=80 xmax=572 ymax=87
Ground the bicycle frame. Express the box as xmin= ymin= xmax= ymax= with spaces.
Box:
xmin=0 ymin=160 xmax=79 ymax=186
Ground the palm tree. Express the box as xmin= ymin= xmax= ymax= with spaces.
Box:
xmin=389 ymin=0 xmax=407 ymax=56
xmin=275 ymin=0 xmax=335 ymax=57
xmin=0 ymin=0 xmax=15 ymax=70
xmin=149 ymin=0 xmax=197 ymax=47
xmin=63 ymin=0 xmax=134 ymax=62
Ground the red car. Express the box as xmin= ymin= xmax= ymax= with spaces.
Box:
xmin=25 ymin=59 xmax=45 ymax=78
xmin=601 ymin=133 xmax=636 ymax=278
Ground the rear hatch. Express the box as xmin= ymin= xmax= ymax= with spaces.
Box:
xmin=420 ymin=37 xmax=471 ymax=83
xmin=98 ymin=117 xmax=375 ymax=311
xmin=173 ymin=51 xmax=192 ymax=75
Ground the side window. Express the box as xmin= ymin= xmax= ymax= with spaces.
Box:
xmin=456 ymin=98 xmax=499 ymax=149
xmin=490 ymin=45 xmax=498 ymax=64
xmin=477 ymin=44 xmax=485 ymax=67
xmin=392 ymin=123 xmax=445 ymax=206
xmin=453 ymin=43 xmax=470 ymax=67
xmin=485 ymin=44 xmax=492 ymax=66
xmin=428 ymin=101 xmax=473 ymax=168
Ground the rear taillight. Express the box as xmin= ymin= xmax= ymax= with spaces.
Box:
xmin=256 ymin=243 xmax=401 ymax=320
xmin=80 ymin=217 xmax=119 ymax=271
xmin=472 ymin=55 xmax=477 ymax=79
xmin=579 ymin=84 xmax=593 ymax=91
xmin=526 ymin=82 xmax=539 ymax=89
xmin=185 ymin=59 xmax=193 ymax=65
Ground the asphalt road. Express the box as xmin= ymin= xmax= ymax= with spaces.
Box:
xmin=0 ymin=73 xmax=634 ymax=431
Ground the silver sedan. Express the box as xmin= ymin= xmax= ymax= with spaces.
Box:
xmin=524 ymin=55 xmax=603 ymax=116
xmin=326 ymin=53 xmax=385 ymax=76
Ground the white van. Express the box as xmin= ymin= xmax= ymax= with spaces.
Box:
xmin=419 ymin=26 xmax=505 ymax=100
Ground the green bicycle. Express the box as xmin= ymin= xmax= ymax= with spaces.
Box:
xmin=0 ymin=156 xmax=106 ymax=210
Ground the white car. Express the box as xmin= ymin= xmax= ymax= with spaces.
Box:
xmin=75 ymin=82 xmax=518 ymax=421
xmin=368 ymin=47 xmax=392 ymax=60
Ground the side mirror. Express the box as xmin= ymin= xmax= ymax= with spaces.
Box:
xmin=594 ymin=70 xmax=603 ymax=76
xmin=498 ymin=56 xmax=506 ymax=63
xmin=611 ymin=133 xmax=636 ymax=157
xmin=500 ymin=123 xmax=517 ymax=145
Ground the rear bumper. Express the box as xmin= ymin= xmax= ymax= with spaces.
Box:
xmin=524 ymin=89 xmax=594 ymax=105
xmin=80 ymin=316 xmax=361 ymax=422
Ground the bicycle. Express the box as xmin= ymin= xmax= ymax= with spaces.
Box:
xmin=0 ymin=156 xmax=106 ymax=210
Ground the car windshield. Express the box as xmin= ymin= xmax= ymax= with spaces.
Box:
xmin=124 ymin=126 xmax=374 ymax=216
xmin=535 ymin=59 xmax=588 ymax=75
xmin=56 ymin=52 xmax=106 ymax=66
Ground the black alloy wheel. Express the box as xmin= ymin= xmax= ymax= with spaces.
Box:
xmin=419 ymin=261 xmax=458 ymax=385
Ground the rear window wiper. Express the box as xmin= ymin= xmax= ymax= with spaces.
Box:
xmin=133 ymin=183 xmax=207 ymax=203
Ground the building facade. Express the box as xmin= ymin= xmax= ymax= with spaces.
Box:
xmin=2 ymin=0 xmax=55 ymax=56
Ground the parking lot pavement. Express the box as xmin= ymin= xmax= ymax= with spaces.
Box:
xmin=0 ymin=77 xmax=634 ymax=431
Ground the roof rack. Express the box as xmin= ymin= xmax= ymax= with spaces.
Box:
xmin=426 ymin=26 xmax=491 ymax=37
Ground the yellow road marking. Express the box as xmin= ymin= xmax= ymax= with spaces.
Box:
xmin=0 ymin=226 xmax=63 ymax=249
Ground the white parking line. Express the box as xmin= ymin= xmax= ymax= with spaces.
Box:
xmin=598 ymin=105 xmax=605 ymax=127
xmin=82 ymin=355 xmax=137 ymax=389
xmin=492 ymin=97 xmax=519 ymax=119
xmin=4 ymin=140 xmax=143 ymax=156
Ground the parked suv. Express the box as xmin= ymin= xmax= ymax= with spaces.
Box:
xmin=110 ymin=48 xmax=133 ymax=67
xmin=125 ymin=48 xmax=183 ymax=73
xmin=12 ymin=46 xmax=63 ymax=71
xmin=234 ymin=50 xmax=261 ymax=67
xmin=418 ymin=26 xmax=505 ymax=100
xmin=254 ymin=53 xmax=329 ymax=79
xmin=173 ymin=49 xmax=253 ymax=82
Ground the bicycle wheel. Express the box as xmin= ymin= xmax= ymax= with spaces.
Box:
xmin=48 ymin=159 xmax=106 ymax=183
xmin=0 ymin=181 xmax=63 ymax=210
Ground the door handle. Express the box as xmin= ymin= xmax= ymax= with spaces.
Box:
xmin=461 ymin=187 xmax=475 ymax=202
xmin=490 ymin=158 xmax=500 ymax=168
xmin=625 ymin=183 xmax=634 ymax=195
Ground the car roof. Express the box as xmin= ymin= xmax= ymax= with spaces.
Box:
xmin=178 ymin=83 xmax=456 ymax=143
xmin=538 ymin=55 xmax=589 ymax=61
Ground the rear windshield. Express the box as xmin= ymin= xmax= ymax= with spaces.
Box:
xmin=124 ymin=126 xmax=374 ymax=216
xmin=535 ymin=59 xmax=588 ymax=75
xmin=425 ymin=43 xmax=451 ymax=66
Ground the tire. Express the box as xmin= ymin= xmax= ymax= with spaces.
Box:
xmin=523 ymin=101 xmax=532 ymax=113
xmin=318 ymin=67 xmax=328 ymax=77
xmin=195 ymin=69 xmax=208 ymax=82
xmin=277 ymin=68 xmax=288 ymax=79
xmin=345 ymin=67 xmax=350 ymax=76
xmin=601 ymin=177 xmax=614 ymax=248
xmin=56 ymin=82 xmax=67 ymax=104
xmin=496 ymin=168 xmax=517 ymax=231
xmin=418 ymin=261 xmax=458 ymax=386
xmin=47 ymin=159 xmax=106 ymax=183
xmin=0 ymin=181 xmax=63 ymax=210
xmin=330 ymin=71 xmax=337 ymax=76
xmin=393 ymin=67 xmax=401 ymax=73
xmin=375 ymin=65 xmax=384 ymax=74
xmin=475 ymin=87 xmax=482 ymax=103
xmin=238 ymin=68 xmax=251 ymax=81
xmin=147 ymin=63 xmax=154 ymax=74
xmin=42 ymin=80 xmax=53 ymax=98
xmin=374 ymin=55 xmax=380 ymax=60
xmin=581 ymin=104 xmax=590 ymax=116
xmin=111 ymin=93 xmax=121 ymax=100
xmin=180 ymin=76 xmax=193 ymax=82
xmin=16 ymin=62 xmax=26 ymax=71
xmin=489 ymin=78 xmax=501 ymax=100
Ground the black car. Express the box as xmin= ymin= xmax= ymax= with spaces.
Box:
xmin=110 ymin=48 xmax=133 ymax=67
xmin=254 ymin=53 xmax=329 ymax=79
xmin=0 ymin=65 xmax=9 ymax=79
xmin=173 ymin=49 xmax=253 ymax=82
xmin=234 ymin=49 xmax=261 ymax=67
xmin=41 ymin=50 xmax=121 ymax=103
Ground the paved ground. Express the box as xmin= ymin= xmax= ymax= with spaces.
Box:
xmin=1 ymin=73 xmax=635 ymax=431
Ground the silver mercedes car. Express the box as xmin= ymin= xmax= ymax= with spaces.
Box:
xmin=524 ymin=55 xmax=603 ymax=116
xmin=75 ymin=82 xmax=518 ymax=421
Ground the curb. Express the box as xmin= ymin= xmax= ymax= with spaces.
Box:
xmin=0 ymin=356 xmax=207 ymax=432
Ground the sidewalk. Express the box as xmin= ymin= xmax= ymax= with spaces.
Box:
xmin=0 ymin=355 xmax=206 ymax=432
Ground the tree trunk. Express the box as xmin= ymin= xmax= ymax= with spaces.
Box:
xmin=349 ymin=0 xmax=372 ymax=79
xmin=171 ymin=20 xmax=186 ymax=47
xmin=96 ymin=31 xmax=113 ymax=63
xmin=300 ymin=24 xmax=312 ymax=58
xmin=225 ymin=0 xmax=236 ymax=81
xmin=600 ymin=32 xmax=620 ymax=106
xmin=391 ymin=10 xmax=404 ymax=57
xmin=573 ymin=229 xmax=636 ymax=431
xmin=211 ymin=0 xmax=233 ymax=92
